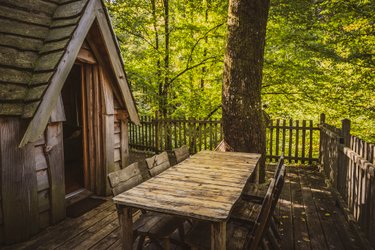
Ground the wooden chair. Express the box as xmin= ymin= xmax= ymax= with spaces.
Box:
xmin=242 ymin=152 xmax=284 ymax=203
xmin=231 ymin=164 xmax=286 ymax=249
xmin=185 ymin=178 xmax=279 ymax=250
xmin=108 ymin=162 xmax=185 ymax=249
xmin=173 ymin=145 xmax=190 ymax=164
xmin=145 ymin=151 xmax=171 ymax=177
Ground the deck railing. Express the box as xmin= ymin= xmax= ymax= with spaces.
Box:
xmin=319 ymin=113 xmax=375 ymax=245
xmin=128 ymin=116 xmax=320 ymax=164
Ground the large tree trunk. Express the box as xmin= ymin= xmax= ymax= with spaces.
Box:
xmin=222 ymin=0 xmax=270 ymax=183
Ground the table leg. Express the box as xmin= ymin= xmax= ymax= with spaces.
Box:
xmin=211 ymin=221 xmax=226 ymax=250
xmin=118 ymin=206 xmax=133 ymax=250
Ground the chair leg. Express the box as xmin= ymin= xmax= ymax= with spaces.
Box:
xmin=261 ymin=238 xmax=270 ymax=250
xmin=267 ymin=227 xmax=280 ymax=250
xmin=163 ymin=238 xmax=171 ymax=250
xmin=137 ymin=235 xmax=146 ymax=250
xmin=273 ymin=214 xmax=280 ymax=225
xmin=178 ymin=224 xmax=185 ymax=241
xmin=270 ymin=217 xmax=281 ymax=241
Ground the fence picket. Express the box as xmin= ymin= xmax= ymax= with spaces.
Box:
xmin=269 ymin=120 xmax=273 ymax=162
xmin=309 ymin=120 xmax=313 ymax=164
xmin=295 ymin=120 xmax=299 ymax=163
xmin=128 ymin=117 xmax=320 ymax=163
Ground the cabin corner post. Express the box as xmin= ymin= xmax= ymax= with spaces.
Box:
xmin=120 ymin=119 xmax=129 ymax=169
xmin=45 ymin=122 xmax=66 ymax=224
xmin=0 ymin=118 xmax=39 ymax=243
xmin=104 ymin=113 xmax=115 ymax=196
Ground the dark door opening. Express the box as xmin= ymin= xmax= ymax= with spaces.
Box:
xmin=62 ymin=64 xmax=84 ymax=195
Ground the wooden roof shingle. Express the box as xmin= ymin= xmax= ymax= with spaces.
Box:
xmin=0 ymin=0 xmax=140 ymax=145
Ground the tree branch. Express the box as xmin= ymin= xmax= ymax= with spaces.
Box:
xmin=165 ymin=56 xmax=220 ymax=90
xmin=186 ymin=22 xmax=225 ymax=68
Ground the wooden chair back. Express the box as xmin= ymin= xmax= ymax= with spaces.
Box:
xmin=246 ymin=178 xmax=276 ymax=250
xmin=173 ymin=145 xmax=190 ymax=163
xmin=246 ymin=157 xmax=286 ymax=250
xmin=273 ymin=152 xmax=284 ymax=179
xmin=214 ymin=139 xmax=233 ymax=152
xmin=272 ymin=164 xmax=286 ymax=211
xmin=108 ymin=162 xmax=144 ymax=196
xmin=145 ymin=151 xmax=171 ymax=177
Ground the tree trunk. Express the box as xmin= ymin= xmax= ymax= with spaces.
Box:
xmin=222 ymin=0 xmax=270 ymax=183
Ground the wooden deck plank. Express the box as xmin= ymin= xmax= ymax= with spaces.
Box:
xmin=289 ymin=167 xmax=311 ymax=250
xmin=278 ymin=168 xmax=294 ymax=250
xmin=90 ymin=228 xmax=120 ymax=250
xmin=4 ymin=200 xmax=114 ymax=250
xmin=55 ymin=211 xmax=118 ymax=249
xmin=298 ymin=166 xmax=329 ymax=249
xmin=303 ymin=166 xmax=366 ymax=249
xmin=3 ymin=163 xmax=371 ymax=250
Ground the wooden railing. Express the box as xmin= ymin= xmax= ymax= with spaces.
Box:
xmin=128 ymin=116 xmax=320 ymax=164
xmin=319 ymin=113 xmax=375 ymax=245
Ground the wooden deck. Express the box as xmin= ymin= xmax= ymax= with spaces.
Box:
xmin=4 ymin=166 xmax=370 ymax=250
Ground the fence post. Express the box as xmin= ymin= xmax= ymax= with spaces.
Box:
xmin=319 ymin=113 xmax=326 ymax=169
xmin=338 ymin=119 xmax=350 ymax=195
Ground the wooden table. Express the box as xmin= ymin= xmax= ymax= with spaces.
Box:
xmin=113 ymin=150 xmax=261 ymax=250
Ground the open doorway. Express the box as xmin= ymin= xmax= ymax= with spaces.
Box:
xmin=61 ymin=64 xmax=84 ymax=195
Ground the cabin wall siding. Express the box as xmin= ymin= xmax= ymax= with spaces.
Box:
xmin=113 ymin=96 xmax=129 ymax=171
xmin=0 ymin=118 xmax=39 ymax=244
xmin=114 ymin=111 xmax=122 ymax=171
xmin=33 ymin=122 xmax=65 ymax=230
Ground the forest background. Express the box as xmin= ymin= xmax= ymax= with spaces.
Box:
xmin=106 ymin=0 xmax=374 ymax=142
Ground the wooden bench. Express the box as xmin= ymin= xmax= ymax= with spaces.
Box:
xmin=185 ymin=178 xmax=276 ymax=249
xmin=231 ymin=163 xmax=286 ymax=249
xmin=185 ymin=162 xmax=286 ymax=249
xmin=145 ymin=151 xmax=171 ymax=177
xmin=108 ymin=162 xmax=185 ymax=249
xmin=242 ymin=153 xmax=284 ymax=204
xmin=173 ymin=145 xmax=190 ymax=164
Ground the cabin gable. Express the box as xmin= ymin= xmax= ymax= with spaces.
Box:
xmin=0 ymin=0 xmax=138 ymax=245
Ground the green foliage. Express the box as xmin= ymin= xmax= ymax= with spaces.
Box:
xmin=107 ymin=0 xmax=374 ymax=142
xmin=263 ymin=0 xmax=375 ymax=142
xmin=106 ymin=0 xmax=227 ymax=119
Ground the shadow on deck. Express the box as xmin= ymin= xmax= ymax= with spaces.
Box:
xmin=4 ymin=165 xmax=370 ymax=250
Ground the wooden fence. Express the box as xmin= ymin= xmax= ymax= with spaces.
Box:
xmin=128 ymin=116 xmax=320 ymax=164
xmin=319 ymin=113 xmax=375 ymax=245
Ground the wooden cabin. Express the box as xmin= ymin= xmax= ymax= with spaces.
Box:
xmin=0 ymin=0 xmax=140 ymax=244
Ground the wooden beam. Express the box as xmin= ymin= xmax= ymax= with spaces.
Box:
xmin=121 ymin=120 xmax=129 ymax=169
xmin=45 ymin=122 xmax=66 ymax=224
xmin=94 ymin=2 xmax=140 ymax=125
xmin=77 ymin=47 xmax=97 ymax=64
xmin=50 ymin=95 xmax=66 ymax=122
xmin=100 ymin=66 xmax=115 ymax=195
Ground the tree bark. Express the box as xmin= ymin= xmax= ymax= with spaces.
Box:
xmin=222 ymin=0 xmax=270 ymax=183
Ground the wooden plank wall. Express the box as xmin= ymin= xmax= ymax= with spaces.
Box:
xmin=45 ymin=122 xmax=65 ymax=224
xmin=0 ymin=118 xmax=39 ymax=244
xmin=100 ymin=66 xmax=115 ymax=196
xmin=34 ymin=135 xmax=51 ymax=230
xmin=113 ymin=98 xmax=123 ymax=171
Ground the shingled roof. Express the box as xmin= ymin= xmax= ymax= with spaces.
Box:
xmin=0 ymin=0 xmax=140 ymax=145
